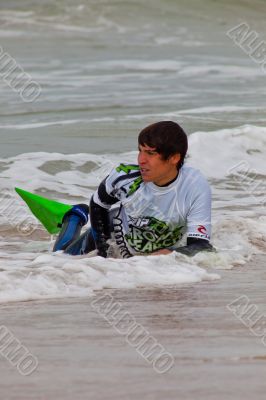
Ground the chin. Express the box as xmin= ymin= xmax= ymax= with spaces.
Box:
xmin=141 ymin=175 xmax=152 ymax=182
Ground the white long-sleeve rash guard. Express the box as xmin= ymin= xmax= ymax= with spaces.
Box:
xmin=92 ymin=164 xmax=212 ymax=257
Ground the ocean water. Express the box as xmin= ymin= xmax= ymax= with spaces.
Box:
xmin=0 ymin=0 xmax=266 ymax=304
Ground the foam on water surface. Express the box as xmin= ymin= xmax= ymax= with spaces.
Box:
xmin=0 ymin=251 xmax=219 ymax=304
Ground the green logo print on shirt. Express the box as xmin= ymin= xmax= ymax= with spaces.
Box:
xmin=125 ymin=216 xmax=184 ymax=253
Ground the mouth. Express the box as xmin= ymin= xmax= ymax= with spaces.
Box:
xmin=140 ymin=168 xmax=150 ymax=174
xmin=140 ymin=168 xmax=152 ymax=180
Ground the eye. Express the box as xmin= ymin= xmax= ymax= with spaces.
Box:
xmin=147 ymin=150 xmax=156 ymax=155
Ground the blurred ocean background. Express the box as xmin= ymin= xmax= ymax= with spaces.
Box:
xmin=1 ymin=0 xmax=266 ymax=155
xmin=0 ymin=0 xmax=265 ymax=302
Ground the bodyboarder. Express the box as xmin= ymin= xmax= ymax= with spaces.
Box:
xmin=53 ymin=121 xmax=213 ymax=258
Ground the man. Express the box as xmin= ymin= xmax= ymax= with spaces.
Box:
xmin=53 ymin=121 xmax=213 ymax=257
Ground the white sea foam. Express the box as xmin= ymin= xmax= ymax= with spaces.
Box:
xmin=188 ymin=125 xmax=266 ymax=178
xmin=0 ymin=251 xmax=219 ymax=304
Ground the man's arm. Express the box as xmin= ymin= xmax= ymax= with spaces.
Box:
xmin=90 ymin=176 xmax=119 ymax=257
xmin=89 ymin=197 xmax=111 ymax=258
xmin=149 ymin=238 xmax=214 ymax=257
xmin=91 ymin=164 xmax=142 ymax=257
xmin=183 ymin=173 xmax=212 ymax=255
xmin=175 ymin=237 xmax=214 ymax=256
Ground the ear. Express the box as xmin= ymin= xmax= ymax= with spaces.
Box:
xmin=169 ymin=153 xmax=181 ymax=165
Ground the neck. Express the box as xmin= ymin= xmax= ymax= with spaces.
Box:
xmin=154 ymin=170 xmax=179 ymax=187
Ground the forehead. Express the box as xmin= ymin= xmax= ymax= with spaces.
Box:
xmin=138 ymin=143 xmax=157 ymax=151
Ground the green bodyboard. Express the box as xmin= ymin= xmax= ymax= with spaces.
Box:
xmin=15 ymin=187 xmax=72 ymax=234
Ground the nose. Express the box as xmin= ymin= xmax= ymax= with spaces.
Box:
xmin=138 ymin=151 xmax=147 ymax=165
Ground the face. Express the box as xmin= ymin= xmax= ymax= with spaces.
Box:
xmin=138 ymin=144 xmax=181 ymax=186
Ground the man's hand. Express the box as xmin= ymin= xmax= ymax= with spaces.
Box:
xmin=96 ymin=237 xmax=109 ymax=258
xmin=148 ymin=249 xmax=172 ymax=256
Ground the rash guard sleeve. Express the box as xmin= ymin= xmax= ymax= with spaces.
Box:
xmin=92 ymin=164 xmax=141 ymax=208
xmin=186 ymin=175 xmax=212 ymax=242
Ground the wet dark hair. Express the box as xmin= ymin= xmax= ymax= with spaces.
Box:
xmin=138 ymin=121 xmax=188 ymax=169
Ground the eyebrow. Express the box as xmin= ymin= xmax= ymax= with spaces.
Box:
xmin=138 ymin=146 xmax=157 ymax=152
